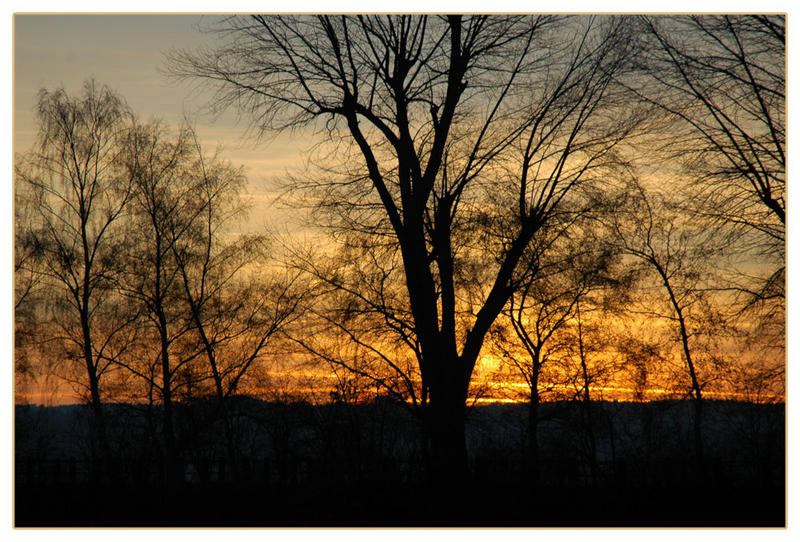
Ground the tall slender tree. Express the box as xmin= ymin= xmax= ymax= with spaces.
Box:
xmin=116 ymin=121 xmax=204 ymax=484
xmin=609 ymin=180 xmax=726 ymax=477
xmin=15 ymin=80 xmax=136 ymax=480
xmin=167 ymin=134 xmax=304 ymax=475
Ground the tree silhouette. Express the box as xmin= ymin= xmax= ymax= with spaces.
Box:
xmin=108 ymin=119 xmax=300 ymax=484
xmin=115 ymin=121 xmax=218 ymax=484
xmin=632 ymin=15 xmax=784 ymax=335
xmin=170 ymin=14 xmax=642 ymax=483
xmin=609 ymin=180 xmax=728 ymax=477
xmin=166 ymin=137 xmax=304 ymax=475
xmin=15 ymin=80 xmax=136 ymax=480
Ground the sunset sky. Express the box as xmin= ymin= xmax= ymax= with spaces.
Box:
xmin=10 ymin=7 xmax=792 ymax=393
xmin=5 ymin=7 xmax=793 ymax=535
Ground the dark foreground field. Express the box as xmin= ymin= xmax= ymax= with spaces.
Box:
xmin=15 ymin=477 xmax=784 ymax=527
xmin=15 ymin=399 xmax=785 ymax=527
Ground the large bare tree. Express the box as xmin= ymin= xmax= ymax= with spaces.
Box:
xmin=170 ymin=14 xmax=641 ymax=482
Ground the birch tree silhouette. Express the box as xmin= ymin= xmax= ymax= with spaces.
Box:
xmin=15 ymin=80 xmax=136 ymax=480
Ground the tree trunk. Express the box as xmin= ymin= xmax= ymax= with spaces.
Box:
xmin=80 ymin=306 xmax=111 ymax=484
xmin=87 ymin=374 xmax=111 ymax=482
xmin=156 ymin=308 xmax=179 ymax=487
xmin=579 ymin=394 xmax=598 ymax=485
xmin=425 ymin=382 xmax=468 ymax=490
xmin=692 ymin=392 xmax=705 ymax=480
xmin=528 ymin=372 xmax=540 ymax=487
xmin=220 ymin=402 xmax=239 ymax=481
xmin=576 ymin=305 xmax=598 ymax=484
xmin=607 ymin=411 xmax=618 ymax=485
xmin=658 ymin=263 xmax=705 ymax=479
xmin=677 ymin=308 xmax=705 ymax=478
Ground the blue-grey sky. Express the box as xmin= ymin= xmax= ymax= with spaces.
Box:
xmin=14 ymin=14 xmax=309 ymax=235
xmin=14 ymin=15 xmax=224 ymax=147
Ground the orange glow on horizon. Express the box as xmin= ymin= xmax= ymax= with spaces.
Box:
xmin=15 ymin=380 xmax=785 ymax=408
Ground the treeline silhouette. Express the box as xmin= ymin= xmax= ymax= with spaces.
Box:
xmin=15 ymin=397 xmax=783 ymax=526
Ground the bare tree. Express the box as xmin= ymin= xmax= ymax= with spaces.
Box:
xmin=170 ymin=14 xmax=641 ymax=482
xmin=110 ymin=119 xmax=299 ymax=484
xmin=490 ymin=210 xmax=625 ymax=485
xmin=167 ymin=136 xmax=304 ymax=475
xmin=15 ymin=80 xmax=136 ymax=480
xmin=609 ymin=180 xmax=730 ymax=477
xmin=631 ymin=15 xmax=785 ymax=330
xmin=115 ymin=121 xmax=206 ymax=484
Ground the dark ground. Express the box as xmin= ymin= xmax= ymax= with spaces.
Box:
xmin=14 ymin=399 xmax=785 ymax=527
xmin=15 ymin=480 xmax=785 ymax=527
